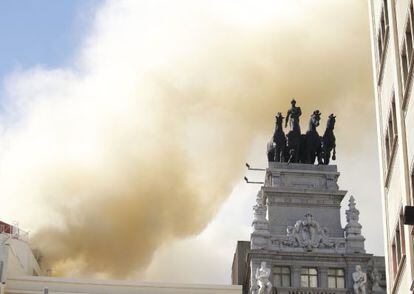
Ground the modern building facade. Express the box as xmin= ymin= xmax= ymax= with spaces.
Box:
xmin=368 ymin=0 xmax=414 ymax=293
xmin=232 ymin=161 xmax=386 ymax=294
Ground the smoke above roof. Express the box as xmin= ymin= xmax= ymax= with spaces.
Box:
xmin=0 ymin=0 xmax=375 ymax=278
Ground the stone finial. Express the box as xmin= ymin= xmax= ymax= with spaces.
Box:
xmin=251 ymin=192 xmax=270 ymax=250
xmin=345 ymin=196 xmax=365 ymax=253
xmin=345 ymin=196 xmax=362 ymax=234
xmin=346 ymin=196 xmax=359 ymax=222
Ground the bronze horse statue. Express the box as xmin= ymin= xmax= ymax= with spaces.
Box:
xmin=303 ymin=110 xmax=323 ymax=164
xmin=322 ymin=114 xmax=336 ymax=164
xmin=266 ymin=100 xmax=337 ymax=166
xmin=286 ymin=112 xmax=302 ymax=163
xmin=267 ymin=113 xmax=287 ymax=162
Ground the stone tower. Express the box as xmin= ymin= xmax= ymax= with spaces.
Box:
xmin=232 ymin=107 xmax=386 ymax=294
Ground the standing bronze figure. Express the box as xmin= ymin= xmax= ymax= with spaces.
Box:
xmin=286 ymin=99 xmax=302 ymax=163
xmin=285 ymin=99 xmax=302 ymax=132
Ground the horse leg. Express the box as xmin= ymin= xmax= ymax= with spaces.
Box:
xmin=275 ymin=146 xmax=281 ymax=162
xmin=267 ymin=149 xmax=275 ymax=162
xmin=317 ymin=151 xmax=323 ymax=165
xmin=324 ymin=150 xmax=331 ymax=165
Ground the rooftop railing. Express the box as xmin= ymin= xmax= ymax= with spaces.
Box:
xmin=0 ymin=223 xmax=29 ymax=243
xmin=274 ymin=288 xmax=350 ymax=294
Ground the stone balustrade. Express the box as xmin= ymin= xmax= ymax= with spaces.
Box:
xmin=273 ymin=287 xmax=350 ymax=294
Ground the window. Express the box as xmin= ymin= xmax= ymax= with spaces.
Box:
xmin=392 ymin=99 xmax=398 ymax=136
xmin=377 ymin=0 xmax=389 ymax=68
xmin=273 ymin=266 xmax=291 ymax=287
xmin=328 ymin=268 xmax=345 ymax=289
xmin=385 ymin=133 xmax=390 ymax=163
xmin=300 ymin=267 xmax=318 ymax=288
xmin=391 ymin=214 xmax=406 ymax=277
xmin=401 ymin=2 xmax=414 ymax=95
xmin=411 ymin=169 xmax=414 ymax=204
xmin=384 ymin=96 xmax=398 ymax=171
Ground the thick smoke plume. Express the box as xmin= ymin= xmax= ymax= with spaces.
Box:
xmin=0 ymin=0 xmax=375 ymax=278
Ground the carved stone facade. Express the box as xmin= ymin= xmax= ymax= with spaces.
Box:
xmin=233 ymin=163 xmax=386 ymax=294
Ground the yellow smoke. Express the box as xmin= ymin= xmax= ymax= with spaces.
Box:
xmin=0 ymin=0 xmax=375 ymax=278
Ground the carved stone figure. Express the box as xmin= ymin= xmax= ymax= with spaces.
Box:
xmin=371 ymin=268 xmax=383 ymax=291
xmin=255 ymin=262 xmax=272 ymax=294
xmin=353 ymin=265 xmax=367 ymax=294
xmin=286 ymin=220 xmax=303 ymax=247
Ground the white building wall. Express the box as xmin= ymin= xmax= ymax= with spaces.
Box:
xmin=0 ymin=233 xmax=41 ymax=282
xmin=369 ymin=0 xmax=414 ymax=293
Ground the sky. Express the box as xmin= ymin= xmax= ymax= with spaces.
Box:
xmin=0 ymin=0 xmax=100 ymax=80
xmin=0 ymin=0 xmax=384 ymax=285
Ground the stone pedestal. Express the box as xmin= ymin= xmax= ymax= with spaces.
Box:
xmin=237 ymin=163 xmax=385 ymax=294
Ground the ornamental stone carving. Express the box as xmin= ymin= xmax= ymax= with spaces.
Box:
xmin=283 ymin=213 xmax=335 ymax=251
xmin=352 ymin=265 xmax=367 ymax=294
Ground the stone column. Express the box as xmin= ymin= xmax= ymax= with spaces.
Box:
xmin=291 ymin=266 xmax=301 ymax=288
xmin=318 ymin=267 xmax=328 ymax=288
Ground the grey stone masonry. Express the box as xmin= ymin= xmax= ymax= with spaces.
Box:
xmin=232 ymin=163 xmax=386 ymax=294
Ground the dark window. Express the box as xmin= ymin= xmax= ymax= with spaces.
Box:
xmin=273 ymin=266 xmax=291 ymax=287
xmin=392 ymin=99 xmax=398 ymax=136
xmin=384 ymin=96 xmax=398 ymax=170
xmin=391 ymin=216 xmax=406 ymax=277
xmin=385 ymin=133 xmax=390 ymax=164
xmin=401 ymin=44 xmax=409 ymax=88
xmin=328 ymin=268 xmax=345 ymax=289
xmin=377 ymin=0 xmax=389 ymax=67
xmin=300 ymin=268 xmax=318 ymax=288
xmin=402 ymin=2 xmax=414 ymax=92
xmin=411 ymin=170 xmax=414 ymax=203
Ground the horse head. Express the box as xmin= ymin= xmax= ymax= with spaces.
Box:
xmin=326 ymin=113 xmax=336 ymax=130
xmin=309 ymin=110 xmax=321 ymax=130
xmin=275 ymin=112 xmax=284 ymax=128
